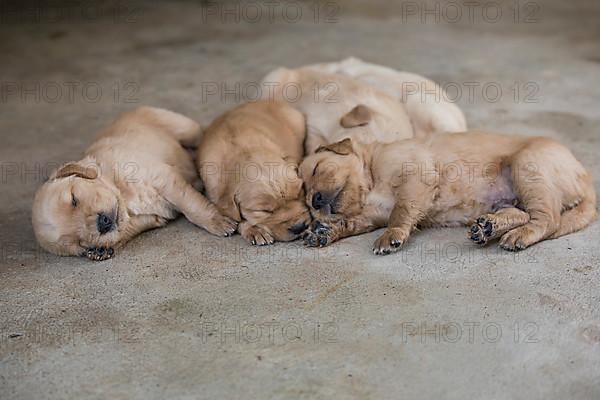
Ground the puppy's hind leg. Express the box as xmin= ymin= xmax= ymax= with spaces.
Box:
xmin=137 ymin=106 xmax=203 ymax=147
xmin=499 ymin=203 xmax=561 ymax=251
xmin=550 ymin=173 xmax=597 ymax=239
xmin=498 ymin=152 xmax=562 ymax=251
xmin=469 ymin=207 xmax=530 ymax=245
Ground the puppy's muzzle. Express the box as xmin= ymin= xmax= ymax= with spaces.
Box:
xmin=312 ymin=192 xmax=331 ymax=210
xmin=97 ymin=213 xmax=115 ymax=235
xmin=289 ymin=221 xmax=309 ymax=235
xmin=312 ymin=192 xmax=336 ymax=214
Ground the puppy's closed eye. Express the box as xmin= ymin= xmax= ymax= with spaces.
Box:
xmin=241 ymin=208 xmax=273 ymax=220
xmin=71 ymin=192 xmax=78 ymax=208
xmin=252 ymin=209 xmax=274 ymax=215
xmin=312 ymin=161 xmax=321 ymax=177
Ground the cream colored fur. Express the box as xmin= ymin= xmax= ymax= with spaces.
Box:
xmin=261 ymin=58 xmax=467 ymax=154
xmin=307 ymin=57 xmax=467 ymax=136
xmin=32 ymin=107 xmax=236 ymax=260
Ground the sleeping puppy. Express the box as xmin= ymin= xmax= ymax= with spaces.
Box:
xmin=261 ymin=66 xmax=414 ymax=154
xmin=261 ymin=60 xmax=466 ymax=153
xmin=32 ymin=107 xmax=237 ymax=261
xmin=306 ymin=57 xmax=467 ymax=136
xmin=196 ymin=101 xmax=311 ymax=245
xmin=300 ymin=132 xmax=596 ymax=253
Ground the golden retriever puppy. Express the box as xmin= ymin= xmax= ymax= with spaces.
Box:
xmin=261 ymin=60 xmax=466 ymax=153
xmin=261 ymin=66 xmax=414 ymax=154
xmin=32 ymin=107 xmax=237 ymax=261
xmin=306 ymin=57 xmax=467 ymax=136
xmin=196 ymin=101 xmax=311 ymax=245
xmin=300 ymin=132 xmax=596 ymax=254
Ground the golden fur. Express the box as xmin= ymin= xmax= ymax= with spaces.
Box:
xmin=300 ymin=132 xmax=596 ymax=254
xmin=32 ymin=107 xmax=237 ymax=260
xmin=197 ymin=101 xmax=311 ymax=245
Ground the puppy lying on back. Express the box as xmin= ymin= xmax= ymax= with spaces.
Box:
xmin=300 ymin=132 xmax=596 ymax=253
xmin=261 ymin=60 xmax=466 ymax=153
xmin=197 ymin=101 xmax=311 ymax=245
xmin=32 ymin=107 xmax=237 ymax=261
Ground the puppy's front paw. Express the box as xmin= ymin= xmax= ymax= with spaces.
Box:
xmin=303 ymin=221 xmax=334 ymax=247
xmin=373 ymin=228 xmax=406 ymax=255
xmin=85 ymin=247 xmax=114 ymax=261
xmin=240 ymin=224 xmax=274 ymax=246
xmin=205 ymin=214 xmax=238 ymax=237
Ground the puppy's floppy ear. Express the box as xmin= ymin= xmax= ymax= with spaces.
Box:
xmin=54 ymin=162 xmax=98 ymax=180
xmin=340 ymin=105 xmax=372 ymax=128
xmin=316 ymin=138 xmax=354 ymax=156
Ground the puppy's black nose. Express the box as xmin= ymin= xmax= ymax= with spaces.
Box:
xmin=289 ymin=221 xmax=308 ymax=235
xmin=312 ymin=192 xmax=329 ymax=210
xmin=97 ymin=213 xmax=114 ymax=235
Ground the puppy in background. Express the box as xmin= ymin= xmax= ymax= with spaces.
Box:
xmin=197 ymin=101 xmax=311 ymax=245
xmin=306 ymin=57 xmax=467 ymax=137
xmin=300 ymin=133 xmax=596 ymax=253
xmin=261 ymin=66 xmax=414 ymax=154
xmin=32 ymin=107 xmax=237 ymax=261
xmin=261 ymin=59 xmax=467 ymax=153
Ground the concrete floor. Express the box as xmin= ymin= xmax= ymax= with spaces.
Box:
xmin=1 ymin=0 xmax=600 ymax=399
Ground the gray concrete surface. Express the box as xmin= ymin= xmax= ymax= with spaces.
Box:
xmin=1 ymin=1 xmax=600 ymax=399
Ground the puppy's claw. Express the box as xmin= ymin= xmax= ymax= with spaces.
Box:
xmin=206 ymin=214 xmax=238 ymax=237
xmin=241 ymin=224 xmax=274 ymax=246
xmin=372 ymin=229 xmax=406 ymax=256
xmin=85 ymin=247 xmax=114 ymax=261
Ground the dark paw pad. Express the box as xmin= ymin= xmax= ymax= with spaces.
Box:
xmin=85 ymin=247 xmax=114 ymax=261
xmin=483 ymin=221 xmax=493 ymax=236
xmin=303 ymin=222 xmax=332 ymax=247
xmin=372 ymin=231 xmax=405 ymax=256
xmin=391 ymin=239 xmax=402 ymax=248
xmin=469 ymin=216 xmax=495 ymax=245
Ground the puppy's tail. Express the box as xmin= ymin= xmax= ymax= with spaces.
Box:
xmin=551 ymin=173 xmax=597 ymax=239
xmin=134 ymin=106 xmax=204 ymax=148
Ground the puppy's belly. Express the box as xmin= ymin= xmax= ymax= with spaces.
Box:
xmin=427 ymin=173 xmax=518 ymax=226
